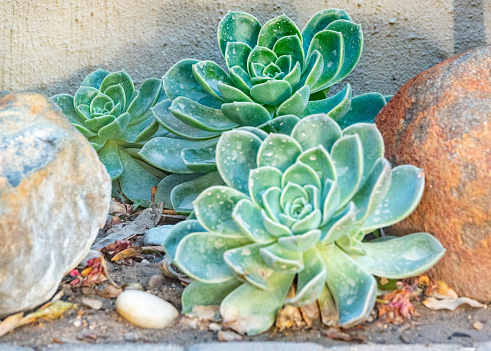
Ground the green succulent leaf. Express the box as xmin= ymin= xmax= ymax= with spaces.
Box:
xmin=247 ymin=46 xmax=278 ymax=70
xmin=257 ymin=134 xmax=302 ymax=172
xmin=74 ymin=86 xmax=99 ymax=107
xmin=98 ymin=140 xmax=123 ymax=180
xmin=81 ymin=68 xmax=110 ymax=89
xmin=98 ymin=112 xmax=130 ymax=139
xmin=282 ymin=162 xmax=321 ymax=189
xmin=221 ymin=102 xmax=272 ymax=127
xmin=300 ymin=50 xmax=324 ymax=90
xmin=272 ymin=34 xmax=305 ymax=68
xmin=126 ymin=78 xmax=162 ymax=122
xmin=100 ymin=70 xmax=134 ymax=110
xmin=250 ymin=80 xmax=292 ymax=106
xmin=218 ymin=11 xmax=262 ymax=57
xmin=181 ymin=144 xmax=218 ymax=173
xmin=218 ymin=82 xmax=253 ymax=103
xmin=297 ymin=146 xmax=336 ymax=183
xmin=278 ymin=229 xmax=321 ymax=253
xmin=258 ymin=115 xmax=300 ymax=134
xmin=248 ymin=166 xmax=282 ymax=208
xmin=156 ymin=173 xmax=201 ymax=209
xmin=337 ymin=92 xmax=387 ymax=128
xmin=162 ymin=219 xmax=205 ymax=260
xmin=225 ymin=42 xmax=252 ymax=72
xmin=260 ymin=243 xmax=304 ymax=273
xmin=292 ymin=112 xmax=342 ymax=152
xmin=258 ymin=14 xmax=301 ymax=49
xmin=277 ymin=85 xmax=310 ymax=116
xmin=52 ymin=94 xmax=84 ymax=124
xmin=193 ymin=61 xmax=233 ymax=101
xmin=283 ymin=62 xmax=302 ymax=90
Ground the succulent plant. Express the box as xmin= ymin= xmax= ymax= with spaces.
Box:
xmin=138 ymin=9 xmax=389 ymax=213
xmin=52 ymin=69 xmax=169 ymax=206
xmin=161 ymin=113 xmax=445 ymax=335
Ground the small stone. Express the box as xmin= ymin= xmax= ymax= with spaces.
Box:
xmin=123 ymin=332 xmax=139 ymax=341
xmin=209 ymin=322 xmax=222 ymax=332
xmin=218 ymin=330 xmax=243 ymax=342
xmin=144 ymin=225 xmax=174 ymax=246
xmin=116 ymin=290 xmax=178 ymax=329
xmin=0 ymin=93 xmax=111 ymax=317
xmin=99 ymin=285 xmax=122 ymax=299
xmin=73 ymin=320 xmax=82 ymax=328
xmin=147 ymin=274 xmax=164 ymax=289
xmin=389 ymin=17 xmax=397 ymax=24
xmin=81 ymin=297 xmax=103 ymax=310
xmin=124 ymin=282 xmax=144 ymax=291
xmin=474 ymin=321 xmax=484 ymax=331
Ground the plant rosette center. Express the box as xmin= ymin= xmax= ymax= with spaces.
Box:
xmin=161 ymin=113 xmax=445 ymax=335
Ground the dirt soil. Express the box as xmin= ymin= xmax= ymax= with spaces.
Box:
xmin=2 ymin=212 xmax=491 ymax=349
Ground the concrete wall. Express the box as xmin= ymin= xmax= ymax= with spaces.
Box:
xmin=0 ymin=0 xmax=489 ymax=97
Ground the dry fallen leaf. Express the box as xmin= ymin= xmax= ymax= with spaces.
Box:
xmin=218 ymin=330 xmax=242 ymax=342
xmin=99 ymin=285 xmax=123 ymax=299
xmin=276 ymin=305 xmax=306 ymax=331
xmin=111 ymin=248 xmax=141 ymax=261
xmin=377 ymin=286 xmax=419 ymax=324
xmin=322 ymin=327 xmax=367 ymax=343
xmin=423 ymin=297 xmax=484 ymax=311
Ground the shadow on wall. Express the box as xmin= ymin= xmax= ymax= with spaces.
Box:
xmin=36 ymin=0 xmax=487 ymax=97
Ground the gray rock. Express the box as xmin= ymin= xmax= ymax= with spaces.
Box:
xmin=0 ymin=92 xmax=111 ymax=317
xmin=144 ymin=225 xmax=174 ymax=246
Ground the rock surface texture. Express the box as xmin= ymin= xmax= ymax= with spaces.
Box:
xmin=375 ymin=45 xmax=491 ymax=301
xmin=0 ymin=92 xmax=111 ymax=317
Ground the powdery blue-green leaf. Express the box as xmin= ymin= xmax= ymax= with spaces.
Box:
xmin=326 ymin=20 xmax=363 ymax=86
xmin=337 ymin=92 xmax=387 ymax=128
xmin=221 ymin=102 xmax=272 ymax=127
xmin=330 ymin=134 xmax=363 ymax=208
xmin=182 ymin=279 xmax=242 ymax=317
xmin=224 ymin=242 xmax=275 ymax=289
xmin=156 ymin=173 xmax=201 ymax=209
xmin=247 ymin=46 xmax=278 ymax=70
xmin=218 ymin=11 xmax=262 ymax=57
xmin=272 ymin=35 xmax=305 ymax=68
xmin=297 ymin=146 xmax=336 ymax=183
xmin=277 ymin=85 xmax=310 ymax=116
xmin=283 ymin=62 xmax=302 ymax=90
xmin=218 ymin=82 xmax=253 ymax=103
xmin=291 ymin=113 xmax=342 ymax=152
xmin=81 ymin=68 xmax=109 ymax=89
xmin=275 ymin=55 xmax=292 ymax=73
xmin=300 ymin=50 xmax=324 ymax=90
xmin=258 ymin=115 xmax=300 ymax=135
xmin=175 ymin=232 xmax=250 ymax=283
xmin=120 ymin=115 xmax=159 ymax=143
xmin=118 ymin=149 xmax=160 ymax=206
xmin=343 ymin=123 xmax=384 ymax=182
xmin=84 ymin=115 xmax=115 ymax=131
xmin=362 ymin=165 xmax=425 ymax=232
xmin=280 ymin=182 xmax=307 ymax=208
xmin=74 ymin=86 xmax=99 ymax=107
xmin=194 ymin=185 xmax=249 ymax=235
xmin=250 ymin=80 xmax=292 ymax=106
xmin=51 ymin=94 xmax=84 ymax=124
xmin=320 ymin=180 xmax=341 ymax=226
xmin=302 ymin=9 xmax=352 ymax=54
xmin=220 ymin=273 xmax=294 ymax=335
xmin=225 ymin=42 xmax=252 ymax=72
xmin=319 ymin=244 xmax=377 ymax=326
xmin=100 ymin=70 xmax=134 ymax=110
xmin=353 ymin=233 xmax=445 ymax=279
xmin=127 ymin=78 xmax=162 ymax=121
xmin=163 ymin=59 xmax=222 ymax=109
xmin=258 ymin=14 xmax=301 ymax=49
xmin=282 ymin=162 xmax=321 ymax=189
xmin=171 ymin=172 xmax=225 ymax=214
xmin=216 ymin=130 xmax=262 ymax=192
xmin=162 ymin=219 xmax=205 ymax=260
xmin=139 ymin=135 xmax=218 ymax=173
xmin=88 ymin=136 xmax=107 ymax=150
xmin=249 ymin=166 xmax=282 ymax=208
xmin=305 ymin=30 xmax=344 ymax=92
xmin=291 ymin=209 xmax=322 ymax=234
xmin=278 ymin=229 xmax=321 ymax=252
xmin=257 ymin=134 xmax=302 ymax=172
xmin=320 ymin=201 xmax=356 ymax=244
xmin=98 ymin=140 xmax=123 ymax=180
xmin=181 ymin=144 xmax=217 ymax=173
xmin=303 ymin=84 xmax=351 ymax=121
xmin=286 ymin=248 xmax=327 ymax=306
xmin=230 ymin=66 xmax=253 ymax=94
xmin=232 ymin=199 xmax=276 ymax=243
xmin=259 ymin=243 xmax=303 ymax=273
xmin=192 ymin=61 xmax=233 ymax=101
xmin=98 ymin=112 xmax=130 ymax=139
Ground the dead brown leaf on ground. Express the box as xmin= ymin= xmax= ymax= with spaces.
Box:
xmin=322 ymin=327 xmax=367 ymax=343
xmin=377 ymin=285 xmax=419 ymax=324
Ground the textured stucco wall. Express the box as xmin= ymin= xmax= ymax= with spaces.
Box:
xmin=0 ymin=0 xmax=489 ymax=96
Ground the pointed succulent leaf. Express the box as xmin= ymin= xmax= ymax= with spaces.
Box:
xmin=75 ymin=104 xmax=91 ymax=121
xmin=247 ymin=46 xmax=278 ymax=70
xmin=175 ymin=232 xmax=249 ymax=283
xmin=258 ymin=14 xmax=301 ymax=49
xmin=337 ymin=92 xmax=387 ymax=128
xmin=126 ymin=78 xmax=162 ymax=121
xmin=320 ymin=202 xmax=356 ymax=243
xmin=84 ymin=115 xmax=115 ymax=130
xmin=257 ymin=134 xmax=302 ymax=172
xmin=300 ymin=50 xmax=324 ymax=89
xmin=304 ymin=84 xmax=351 ymax=121
xmin=277 ymin=85 xmax=310 ymax=116
xmin=320 ymin=179 xmax=341 ymax=226
xmin=291 ymin=209 xmax=322 ymax=234
xmin=272 ymin=34 xmax=305 ymax=68
xmin=218 ymin=11 xmax=262 ymax=57
xmin=302 ymin=9 xmax=351 ymax=54
xmin=171 ymin=172 xmax=225 ymax=214
xmin=283 ymin=62 xmax=302 ymax=90
xmin=103 ymin=84 xmax=126 ymax=113
xmin=282 ymin=162 xmax=321 ymax=189
xmin=306 ymin=30 xmax=344 ymax=92
xmin=326 ymin=20 xmax=363 ymax=85
xmin=163 ymin=59 xmax=222 ymax=108
xmin=280 ymin=182 xmax=308 ymax=209
xmin=87 ymin=136 xmax=107 ymax=150
xmin=74 ymin=86 xmax=99 ymax=107
xmin=275 ymin=55 xmax=292 ymax=73
xmin=81 ymin=68 xmax=110 ymax=89
xmin=319 ymin=244 xmax=377 ymax=326
xmin=250 ymin=80 xmax=292 ymax=106
xmin=225 ymin=42 xmax=252 ymax=72
xmin=351 ymin=158 xmax=392 ymax=221
xmin=98 ymin=140 xmax=123 ymax=180
xmin=216 ymin=130 xmax=262 ymax=192
xmin=260 ymin=243 xmax=304 ymax=273
xmin=98 ymin=112 xmax=130 ymax=139
xmin=182 ymin=279 xmax=242 ymax=317
xmin=297 ymin=146 xmax=336 ymax=182
xmin=192 ymin=61 xmax=233 ymax=101
xmin=353 ymin=233 xmax=445 ymax=279
xmin=278 ymin=229 xmax=321 ymax=252
xmin=286 ymin=248 xmax=327 ymax=306
xmin=262 ymin=63 xmax=281 ymax=77
xmin=220 ymin=273 xmax=294 ymax=335
xmin=170 ymin=96 xmax=237 ymax=132
xmin=118 ymin=149 xmax=160 ymax=205
xmin=100 ymin=70 xmax=134 ymax=110
xmin=162 ymin=219 xmax=206 ymax=260
xmin=330 ymin=134 xmax=363 ymax=208
xmin=153 ymin=99 xmax=222 ymax=140
xmin=363 ymin=165 xmax=425 ymax=231
xmin=139 ymin=135 xmax=218 ymax=173
xmin=156 ymin=173 xmax=201 ymax=209
xmin=343 ymin=123 xmax=384 ymax=181
xmin=260 ymin=187 xmax=282 ymax=220
xmin=232 ymin=199 xmax=276 ymax=243
xmin=224 ymin=242 xmax=275 ymax=289
xmin=258 ymin=115 xmax=300 ymax=134
xmin=248 ymin=166 xmax=282 ymax=207
xmin=181 ymin=144 xmax=218 ymax=173
xmin=250 ymin=63 xmax=266 ymax=77
xmin=51 ymin=94 xmax=84 ymax=124
xmin=230 ymin=66 xmax=253 ymax=93
xmin=237 ymin=126 xmax=269 ymax=140
xmin=221 ymin=102 xmax=272 ymax=127
xmin=291 ymin=113 xmax=342 ymax=152
xmin=218 ymin=82 xmax=253 ymax=103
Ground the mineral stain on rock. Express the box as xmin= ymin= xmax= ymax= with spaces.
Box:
xmin=376 ymin=44 xmax=491 ymax=301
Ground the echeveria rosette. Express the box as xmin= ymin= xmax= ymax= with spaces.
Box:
xmin=139 ymin=9 xmax=389 ymax=213
xmin=52 ymin=69 xmax=170 ymax=206
xmin=161 ymin=113 xmax=445 ymax=335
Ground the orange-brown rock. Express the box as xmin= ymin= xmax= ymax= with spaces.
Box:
xmin=376 ymin=45 xmax=491 ymax=301
xmin=0 ymin=93 xmax=111 ymax=316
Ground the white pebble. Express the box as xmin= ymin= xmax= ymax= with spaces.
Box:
xmin=116 ymin=290 xmax=179 ymax=329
